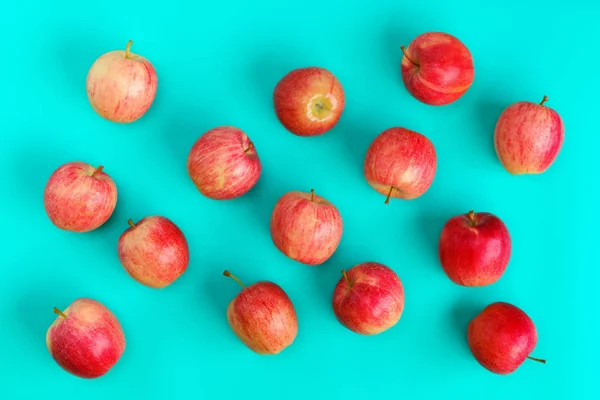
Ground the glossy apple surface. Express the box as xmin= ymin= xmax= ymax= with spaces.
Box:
xmin=44 ymin=162 xmax=117 ymax=232
xmin=270 ymin=189 xmax=343 ymax=265
xmin=401 ymin=32 xmax=474 ymax=105
xmin=332 ymin=262 xmax=404 ymax=335
xmin=86 ymin=40 xmax=157 ymax=123
xmin=364 ymin=127 xmax=437 ymax=203
xmin=468 ymin=302 xmax=545 ymax=374
xmin=187 ymin=126 xmax=261 ymax=200
xmin=273 ymin=67 xmax=345 ymax=136
xmin=439 ymin=210 xmax=511 ymax=286
xmin=118 ymin=216 xmax=189 ymax=288
xmin=494 ymin=96 xmax=564 ymax=175
xmin=46 ymin=298 xmax=125 ymax=378
xmin=223 ymin=271 xmax=298 ymax=355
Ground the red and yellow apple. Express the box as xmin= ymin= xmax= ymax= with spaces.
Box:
xmin=273 ymin=67 xmax=345 ymax=136
xmin=364 ymin=127 xmax=437 ymax=203
xmin=118 ymin=216 xmax=189 ymax=288
xmin=46 ymin=298 xmax=125 ymax=378
xmin=494 ymin=96 xmax=564 ymax=175
xmin=223 ymin=270 xmax=298 ymax=355
xmin=187 ymin=126 xmax=261 ymax=200
xmin=270 ymin=189 xmax=343 ymax=265
xmin=44 ymin=162 xmax=117 ymax=232
xmin=400 ymin=32 xmax=474 ymax=105
xmin=332 ymin=262 xmax=404 ymax=335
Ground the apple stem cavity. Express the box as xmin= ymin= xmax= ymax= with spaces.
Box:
xmin=540 ymin=95 xmax=549 ymax=106
xmin=310 ymin=189 xmax=315 ymax=202
xmin=53 ymin=307 xmax=67 ymax=319
xmin=527 ymin=356 xmax=547 ymax=364
xmin=341 ymin=270 xmax=352 ymax=288
xmin=223 ymin=270 xmax=245 ymax=289
xmin=467 ymin=210 xmax=477 ymax=226
xmin=91 ymin=165 xmax=104 ymax=177
xmin=384 ymin=186 xmax=394 ymax=205
xmin=400 ymin=45 xmax=419 ymax=67
xmin=127 ymin=219 xmax=136 ymax=229
xmin=125 ymin=40 xmax=133 ymax=59
xmin=244 ymin=141 xmax=254 ymax=154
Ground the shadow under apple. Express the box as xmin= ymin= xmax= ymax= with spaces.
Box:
xmin=449 ymin=297 xmax=484 ymax=356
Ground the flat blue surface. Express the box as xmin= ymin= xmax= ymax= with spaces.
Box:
xmin=0 ymin=1 xmax=596 ymax=398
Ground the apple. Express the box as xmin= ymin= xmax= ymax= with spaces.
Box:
xmin=400 ymin=32 xmax=474 ymax=105
xmin=86 ymin=40 xmax=157 ymax=123
xmin=468 ymin=302 xmax=546 ymax=374
xmin=46 ymin=298 xmax=125 ymax=378
xmin=494 ymin=96 xmax=564 ymax=175
xmin=187 ymin=126 xmax=261 ymax=200
xmin=273 ymin=67 xmax=345 ymax=136
xmin=332 ymin=262 xmax=404 ymax=335
xmin=118 ymin=216 xmax=189 ymax=288
xmin=270 ymin=189 xmax=343 ymax=265
xmin=438 ymin=210 xmax=511 ymax=286
xmin=364 ymin=127 xmax=437 ymax=203
xmin=44 ymin=162 xmax=117 ymax=232
xmin=223 ymin=270 xmax=298 ymax=354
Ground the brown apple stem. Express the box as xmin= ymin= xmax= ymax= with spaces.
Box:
xmin=310 ymin=189 xmax=315 ymax=202
xmin=540 ymin=95 xmax=548 ymax=106
xmin=223 ymin=270 xmax=245 ymax=289
xmin=91 ymin=165 xmax=104 ymax=177
xmin=341 ymin=270 xmax=351 ymax=287
xmin=125 ymin=40 xmax=133 ymax=59
xmin=244 ymin=141 xmax=254 ymax=153
xmin=400 ymin=45 xmax=419 ymax=67
xmin=53 ymin=307 xmax=67 ymax=319
xmin=467 ymin=210 xmax=477 ymax=226
xmin=384 ymin=186 xmax=394 ymax=205
xmin=127 ymin=219 xmax=136 ymax=229
xmin=527 ymin=356 xmax=547 ymax=364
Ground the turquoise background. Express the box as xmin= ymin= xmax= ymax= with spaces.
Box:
xmin=0 ymin=0 xmax=596 ymax=398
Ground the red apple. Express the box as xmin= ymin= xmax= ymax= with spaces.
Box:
xmin=118 ymin=216 xmax=189 ymax=288
xmin=400 ymin=32 xmax=474 ymax=105
xmin=86 ymin=40 xmax=157 ymax=123
xmin=187 ymin=126 xmax=261 ymax=200
xmin=46 ymin=298 xmax=125 ymax=378
xmin=223 ymin=270 xmax=298 ymax=355
xmin=270 ymin=189 xmax=343 ymax=265
xmin=364 ymin=127 xmax=437 ymax=203
xmin=438 ymin=210 xmax=511 ymax=286
xmin=44 ymin=162 xmax=117 ymax=232
xmin=273 ymin=67 xmax=345 ymax=136
xmin=494 ymin=96 xmax=564 ymax=175
xmin=332 ymin=262 xmax=404 ymax=335
xmin=468 ymin=302 xmax=546 ymax=374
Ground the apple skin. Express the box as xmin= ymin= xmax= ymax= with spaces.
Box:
xmin=273 ymin=67 xmax=345 ymax=136
xmin=224 ymin=271 xmax=298 ymax=355
xmin=364 ymin=127 xmax=437 ymax=202
xmin=494 ymin=96 xmax=564 ymax=175
xmin=468 ymin=302 xmax=543 ymax=375
xmin=270 ymin=189 xmax=343 ymax=265
xmin=401 ymin=32 xmax=474 ymax=106
xmin=438 ymin=210 xmax=511 ymax=286
xmin=332 ymin=262 xmax=404 ymax=335
xmin=86 ymin=40 xmax=157 ymax=123
xmin=46 ymin=298 xmax=125 ymax=379
xmin=187 ymin=126 xmax=261 ymax=200
xmin=118 ymin=216 xmax=189 ymax=288
xmin=44 ymin=162 xmax=117 ymax=232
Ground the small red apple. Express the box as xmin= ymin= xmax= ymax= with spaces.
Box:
xmin=494 ymin=96 xmax=564 ymax=175
xmin=332 ymin=262 xmax=404 ymax=335
xmin=44 ymin=162 xmax=117 ymax=232
xmin=273 ymin=67 xmax=345 ymax=136
xmin=46 ymin=298 xmax=125 ymax=379
xmin=438 ymin=210 xmax=511 ymax=286
xmin=187 ymin=126 xmax=261 ymax=200
xmin=270 ymin=189 xmax=343 ymax=265
xmin=86 ymin=40 xmax=157 ymax=123
xmin=118 ymin=216 xmax=189 ymax=288
xmin=400 ymin=32 xmax=474 ymax=105
xmin=223 ymin=270 xmax=298 ymax=355
xmin=364 ymin=127 xmax=437 ymax=203
xmin=468 ymin=302 xmax=545 ymax=374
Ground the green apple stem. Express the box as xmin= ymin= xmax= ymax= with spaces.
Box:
xmin=540 ymin=95 xmax=548 ymax=106
xmin=223 ymin=270 xmax=245 ymax=289
xmin=125 ymin=40 xmax=133 ymax=59
xmin=527 ymin=356 xmax=546 ymax=364
xmin=385 ymin=186 xmax=394 ymax=205
xmin=53 ymin=307 xmax=67 ymax=319
xmin=128 ymin=219 xmax=136 ymax=229
xmin=91 ymin=165 xmax=104 ymax=177
xmin=467 ymin=210 xmax=477 ymax=226
xmin=310 ymin=189 xmax=315 ymax=202
xmin=400 ymin=45 xmax=419 ymax=67
xmin=341 ymin=270 xmax=352 ymax=287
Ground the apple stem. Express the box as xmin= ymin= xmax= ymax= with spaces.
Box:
xmin=223 ymin=270 xmax=245 ymax=289
xmin=91 ymin=165 xmax=104 ymax=177
xmin=310 ymin=189 xmax=315 ymax=202
xmin=341 ymin=270 xmax=352 ymax=287
xmin=540 ymin=95 xmax=548 ymax=106
xmin=53 ymin=307 xmax=67 ymax=319
xmin=244 ymin=141 xmax=254 ymax=154
xmin=400 ymin=45 xmax=419 ymax=67
xmin=527 ymin=356 xmax=546 ymax=364
xmin=127 ymin=219 xmax=136 ymax=229
xmin=125 ymin=40 xmax=133 ymax=59
xmin=467 ymin=210 xmax=477 ymax=226
xmin=385 ymin=186 xmax=394 ymax=205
